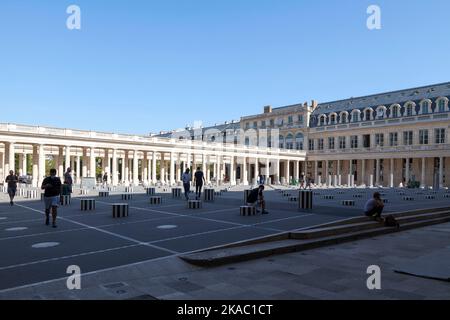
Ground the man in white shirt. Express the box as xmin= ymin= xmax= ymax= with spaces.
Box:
xmin=182 ymin=168 xmax=192 ymax=201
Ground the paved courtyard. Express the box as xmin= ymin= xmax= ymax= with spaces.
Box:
xmin=0 ymin=185 xmax=449 ymax=297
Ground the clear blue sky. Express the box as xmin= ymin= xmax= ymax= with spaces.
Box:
xmin=1 ymin=0 xmax=449 ymax=134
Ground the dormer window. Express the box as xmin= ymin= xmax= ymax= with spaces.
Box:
xmin=406 ymin=104 xmax=414 ymax=117
xmin=421 ymin=101 xmax=429 ymax=114
xmin=438 ymin=99 xmax=446 ymax=112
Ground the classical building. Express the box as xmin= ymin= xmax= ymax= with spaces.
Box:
xmin=241 ymin=82 xmax=450 ymax=188
xmin=1 ymin=82 xmax=448 ymax=188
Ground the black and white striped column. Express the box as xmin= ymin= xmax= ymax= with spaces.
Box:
xmin=121 ymin=194 xmax=133 ymax=201
xmin=99 ymin=191 xmax=110 ymax=197
xmin=80 ymin=199 xmax=96 ymax=211
xmin=188 ymin=200 xmax=202 ymax=209
xmin=112 ymin=203 xmax=129 ymax=218
xmin=204 ymin=188 xmax=215 ymax=202
xmin=146 ymin=187 xmax=156 ymax=195
xmin=60 ymin=195 xmax=71 ymax=205
xmin=342 ymin=200 xmax=355 ymax=206
xmin=80 ymin=189 xmax=89 ymax=195
xmin=172 ymin=188 xmax=182 ymax=198
xmin=244 ymin=189 xmax=252 ymax=203
xmin=125 ymin=186 xmax=134 ymax=193
xmin=240 ymin=206 xmax=256 ymax=216
xmin=26 ymin=190 xmax=39 ymax=199
xmin=299 ymin=190 xmax=313 ymax=210
xmin=149 ymin=196 xmax=162 ymax=205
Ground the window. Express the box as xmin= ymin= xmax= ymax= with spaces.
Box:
xmin=435 ymin=128 xmax=446 ymax=144
xmin=298 ymin=115 xmax=303 ymax=124
xmin=328 ymin=137 xmax=335 ymax=150
xmin=421 ymin=102 xmax=429 ymax=114
xmin=403 ymin=131 xmax=413 ymax=145
xmin=253 ymin=121 xmax=257 ymax=129
xmin=295 ymin=133 xmax=304 ymax=150
xmin=351 ymin=135 xmax=358 ymax=149
xmin=376 ymin=108 xmax=386 ymax=119
xmin=285 ymin=134 xmax=294 ymax=149
xmin=365 ymin=109 xmax=372 ymax=121
xmin=308 ymin=139 xmax=315 ymax=151
xmin=288 ymin=116 xmax=293 ymax=125
xmin=270 ymin=119 xmax=274 ymax=127
xmin=320 ymin=115 xmax=326 ymax=126
xmin=278 ymin=135 xmax=284 ymax=149
xmin=245 ymin=137 xmax=250 ymax=146
xmin=375 ymin=133 xmax=384 ymax=147
xmin=318 ymin=138 xmax=324 ymax=150
xmin=339 ymin=136 xmax=346 ymax=149
xmin=351 ymin=111 xmax=359 ymax=122
xmin=261 ymin=120 xmax=266 ymax=128
xmin=245 ymin=122 xmax=250 ymax=129
xmin=341 ymin=113 xmax=348 ymax=123
xmin=389 ymin=132 xmax=398 ymax=146
xmin=363 ymin=135 xmax=371 ymax=148
xmin=330 ymin=114 xmax=336 ymax=125
xmin=406 ymin=104 xmax=414 ymax=116
xmin=438 ymin=100 xmax=446 ymax=112
xmin=392 ymin=106 xmax=399 ymax=118
xmin=419 ymin=130 xmax=429 ymax=145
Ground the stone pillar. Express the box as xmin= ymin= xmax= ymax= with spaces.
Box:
xmin=206 ymin=155 xmax=211 ymax=183
xmin=405 ymin=158 xmax=410 ymax=184
xmin=389 ymin=158 xmax=394 ymax=188
xmin=169 ymin=152 xmax=175 ymax=186
xmin=285 ymin=160 xmax=290 ymax=185
xmin=21 ymin=153 xmax=27 ymax=176
xmin=4 ymin=142 xmax=15 ymax=175
xmin=90 ymin=147 xmax=96 ymax=179
xmin=65 ymin=146 xmax=71 ymax=172
xmin=143 ymin=152 xmax=148 ymax=184
xmin=112 ymin=149 xmax=118 ymax=186
xmin=420 ymin=157 xmax=426 ymax=188
xmin=32 ymin=145 xmax=39 ymax=187
xmin=202 ymin=154 xmax=207 ymax=179
xmin=265 ymin=158 xmax=270 ymax=184
xmin=439 ymin=157 xmax=444 ymax=189
xmin=217 ymin=155 xmax=221 ymax=185
xmin=38 ymin=144 xmax=45 ymax=187
xmin=76 ymin=156 xmax=81 ymax=184
xmin=152 ymin=152 xmax=157 ymax=184
xmin=104 ymin=149 xmax=111 ymax=184
xmin=375 ymin=158 xmax=380 ymax=186
xmin=337 ymin=160 xmax=341 ymax=186
xmin=254 ymin=158 xmax=259 ymax=185
xmin=361 ymin=159 xmax=366 ymax=186
xmin=230 ymin=156 xmax=235 ymax=185
xmin=295 ymin=161 xmax=299 ymax=183
xmin=133 ymin=150 xmax=139 ymax=186
xmin=242 ymin=157 xmax=248 ymax=185
xmin=314 ymin=161 xmax=318 ymax=184
xmin=58 ymin=147 xmax=64 ymax=177
xmin=82 ymin=148 xmax=88 ymax=178
xmin=276 ymin=159 xmax=280 ymax=184
xmin=123 ymin=151 xmax=129 ymax=184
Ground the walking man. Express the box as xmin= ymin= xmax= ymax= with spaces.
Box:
xmin=194 ymin=167 xmax=206 ymax=200
xmin=102 ymin=172 xmax=108 ymax=187
xmin=63 ymin=167 xmax=73 ymax=195
xmin=182 ymin=168 xmax=192 ymax=201
xmin=5 ymin=170 xmax=18 ymax=206
xmin=41 ymin=168 xmax=62 ymax=228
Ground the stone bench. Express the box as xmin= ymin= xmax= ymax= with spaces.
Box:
xmin=240 ymin=206 xmax=256 ymax=216
xmin=60 ymin=195 xmax=71 ymax=205
xmin=99 ymin=191 xmax=110 ymax=197
xmin=188 ymin=200 xmax=202 ymax=209
xmin=80 ymin=199 xmax=96 ymax=211
xmin=172 ymin=188 xmax=182 ymax=198
xmin=342 ymin=200 xmax=355 ymax=206
xmin=112 ymin=203 xmax=129 ymax=218
xmin=149 ymin=196 xmax=162 ymax=205
xmin=121 ymin=193 xmax=133 ymax=201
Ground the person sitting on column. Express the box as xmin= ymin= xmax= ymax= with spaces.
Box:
xmin=63 ymin=167 xmax=73 ymax=195
xmin=182 ymin=168 xmax=191 ymax=201
xmin=42 ymin=168 xmax=62 ymax=228
xmin=246 ymin=185 xmax=269 ymax=214
xmin=364 ymin=192 xmax=384 ymax=222
xmin=5 ymin=170 xmax=18 ymax=206
xmin=194 ymin=167 xmax=205 ymax=200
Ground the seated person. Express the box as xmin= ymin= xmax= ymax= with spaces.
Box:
xmin=246 ymin=185 xmax=268 ymax=215
xmin=364 ymin=192 xmax=384 ymax=222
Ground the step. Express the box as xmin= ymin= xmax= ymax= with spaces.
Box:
xmin=180 ymin=216 xmax=450 ymax=267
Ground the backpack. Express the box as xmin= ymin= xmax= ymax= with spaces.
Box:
xmin=384 ymin=215 xmax=400 ymax=229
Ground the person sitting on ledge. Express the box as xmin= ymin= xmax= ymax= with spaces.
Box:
xmin=246 ymin=185 xmax=269 ymax=215
xmin=364 ymin=192 xmax=384 ymax=222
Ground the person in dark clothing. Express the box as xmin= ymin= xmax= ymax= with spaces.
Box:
xmin=194 ymin=167 xmax=206 ymax=200
xmin=364 ymin=192 xmax=384 ymax=222
xmin=41 ymin=168 xmax=62 ymax=228
xmin=182 ymin=168 xmax=192 ymax=200
xmin=246 ymin=185 xmax=268 ymax=214
xmin=102 ymin=172 xmax=108 ymax=186
xmin=63 ymin=167 xmax=73 ymax=195
xmin=5 ymin=170 xmax=18 ymax=206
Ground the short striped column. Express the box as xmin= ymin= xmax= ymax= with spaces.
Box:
xmin=299 ymin=190 xmax=313 ymax=210
xmin=382 ymin=199 xmax=389 ymax=204
xmin=99 ymin=191 xmax=110 ymax=197
xmin=112 ymin=203 xmax=129 ymax=218
xmin=342 ymin=200 xmax=355 ymax=206
xmin=149 ymin=196 xmax=162 ymax=205
xmin=289 ymin=196 xmax=298 ymax=202
xmin=204 ymin=188 xmax=215 ymax=202
xmin=352 ymin=194 xmax=363 ymax=198
xmin=1 ymin=185 xmax=7 ymax=193
xmin=60 ymin=195 xmax=71 ymax=205
xmin=80 ymin=199 xmax=96 ymax=211
xmin=322 ymin=195 xmax=335 ymax=200
xmin=444 ymin=194 xmax=450 ymax=198
xmin=121 ymin=194 xmax=133 ymax=201
xmin=402 ymin=196 xmax=414 ymax=201
xmin=26 ymin=190 xmax=39 ymax=199
xmin=125 ymin=186 xmax=134 ymax=193
xmin=188 ymin=200 xmax=202 ymax=209
xmin=172 ymin=188 xmax=182 ymax=198
xmin=80 ymin=189 xmax=89 ymax=195
xmin=40 ymin=193 xmax=45 ymax=201
xmin=240 ymin=206 xmax=256 ymax=216
xmin=146 ymin=187 xmax=156 ymax=195
xmin=18 ymin=189 xmax=27 ymax=197
xmin=214 ymin=191 xmax=222 ymax=197
xmin=425 ymin=195 xmax=435 ymax=200
xmin=337 ymin=191 xmax=345 ymax=194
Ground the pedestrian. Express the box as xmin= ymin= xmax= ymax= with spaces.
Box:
xmin=194 ymin=167 xmax=205 ymax=200
xmin=63 ymin=167 xmax=73 ymax=195
xmin=5 ymin=170 xmax=18 ymax=206
xmin=364 ymin=192 xmax=385 ymax=222
xmin=182 ymin=168 xmax=192 ymax=201
xmin=41 ymin=168 xmax=62 ymax=228
xmin=103 ymin=172 xmax=108 ymax=187
xmin=246 ymin=185 xmax=269 ymax=214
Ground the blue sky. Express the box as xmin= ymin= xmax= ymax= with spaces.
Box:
xmin=0 ymin=0 xmax=449 ymax=134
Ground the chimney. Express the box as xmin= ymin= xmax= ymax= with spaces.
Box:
xmin=263 ymin=105 xmax=272 ymax=113
xmin=311 ymin=100 xmax=318 ymax=108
